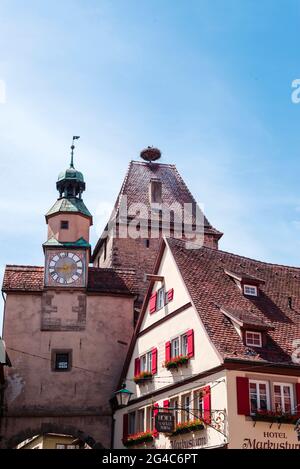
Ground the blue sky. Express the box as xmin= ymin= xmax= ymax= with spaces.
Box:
xmin=1 ymin=0 xmax=300 ymax=329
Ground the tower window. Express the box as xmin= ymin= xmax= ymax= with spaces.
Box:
xmin=145 ymin=239 xmax=150 ymax=248
xmin=52 ymin=349 xmax=72 ymax=372
xmin=61 ymin=220 xmax=69 ymax=230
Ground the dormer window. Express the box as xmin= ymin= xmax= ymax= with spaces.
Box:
xmin=243 ymin=284 xmax=258 ymax=296
xmin=245 ymin=331 xmax=262 ymax=347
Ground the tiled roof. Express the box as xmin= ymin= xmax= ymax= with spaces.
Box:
xmin=43 ymin=237 xmax=91 ymax=248
xmin=2 ymin=265 xmax=44 ymax=292
xmin=114 ymin=161 xmax=221 ymax=232
xmin=167 ymin=238 xmax=300 ymax=365
xmin=2 ymin=265 xmax=138 ymax=296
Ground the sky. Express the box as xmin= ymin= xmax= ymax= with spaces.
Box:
xmin=1 ymin=0 xmax=300 ymax=330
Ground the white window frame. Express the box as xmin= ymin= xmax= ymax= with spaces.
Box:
xmin=140 ymin=350 xmax=152 ymax=372
xmin=245 ymin=330 xmax=262 ymax=347
xmin=145 ymin=405 xmax=153 ymax=432
xmin=170 ymin=332 xmax=189 ymax=359
xmin=181 ymin=333 xmax=188 ymax=355
xmin=156 ymin=286 xmax=165 ymax=310
xmin=249 ymin=380 xmax=270 ymax=415
xmin=243 ymin=284 xmax=258 ymax=296
xmin=193 ymin=388 xmax=205 ymax=419
xmin=170 ymin=396 xmax=180 ymax=425
xmin=128 ymin=411 xmax=136 ymax=435
xmin=273 ymin=382 xmax=295 ymax=414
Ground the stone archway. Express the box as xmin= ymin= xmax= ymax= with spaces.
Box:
xmin=3 ymin=421 xmax=104 ymax=449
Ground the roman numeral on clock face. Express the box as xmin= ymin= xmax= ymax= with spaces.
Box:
xmin=48 ymin=251 xmax=84 ymax=285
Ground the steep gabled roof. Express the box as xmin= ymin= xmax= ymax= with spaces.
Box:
xmin=167 ymin=238 xmax=300 ymax=365
xmin=92 ymin=160 xmax=222 ymax=258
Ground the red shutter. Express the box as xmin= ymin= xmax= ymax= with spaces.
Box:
xmin=167 ymin=288 xmax=174 ymax=302
xmin=163 ymin=399 xmax=170 ymax=409
xmin=236 ymin=376 xmax=250 ymax=416
xmin=202 ymin=386 xmax=211 ymax=424
xmin=165 ymin=341 xmax=171 ymax=362
xmin=153 ymin=403 xmax=159 ymax=437
xmin=152 ymin=348 xmax=157 ymax=375
xmin=187 ymin=329 xmax=194 ymax=358
xmin=134 ymin=357 xmax=140 ymax=377
xmin=149 ymin=292 xmax=157 ymax=314
xmin=295 ymin=383 xmax=300 ymax=417
xmin=123 ymin=414 xmax=129 ymax=442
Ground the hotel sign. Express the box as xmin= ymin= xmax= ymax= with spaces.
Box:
xmin=155 ymin=412 xmax=175 ymax=433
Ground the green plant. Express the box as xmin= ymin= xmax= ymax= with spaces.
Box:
xmin=123 ymin=431 xmax=154 ymax=447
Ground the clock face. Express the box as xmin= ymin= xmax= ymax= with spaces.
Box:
xmin=48 ymin=251 xmax=84 ymax=285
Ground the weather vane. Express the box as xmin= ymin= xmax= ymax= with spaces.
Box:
xmin=70 ymin=135 xmax=80 ymax=168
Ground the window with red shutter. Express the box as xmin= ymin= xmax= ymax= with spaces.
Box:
xmin=236 ymin=376 xmax=250 ymax=415
xmin=202 ymin=386 xmax=211 ymax=424
xmin=152 ymin=348 xmax=157 ymax=375
xmin=187 ymin=329 xmax=194 ymax=358
xmin=122 ymin=414 xmax=129 ymax=442
xmin=165 ymin=341 xmax=171 ymax=362
xmin=153 ymin=403 xmax=159 ymax=437
xmin=134 ymin=357 xmax=140 ymax=377
xmin=149 ymin=292 xmax=157 ymax=314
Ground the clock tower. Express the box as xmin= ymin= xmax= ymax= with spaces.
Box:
xmin=44 ymin=138 xmax=92 ymax=288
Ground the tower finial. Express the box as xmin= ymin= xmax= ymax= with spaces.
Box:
xmin=70 ymin=136 xmax=80 ymax=168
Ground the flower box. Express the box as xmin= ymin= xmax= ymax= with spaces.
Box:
xmin=163 ymin=355 xmax=190 ymax=371
xmin=172 ymin=419 xmax=205 ymax=436
xmin=252 ymin=410 xmax=298 ymax=425
xmin=123 ymin=431 xmax=154 ymax=447
xmin=133 ymin=371 xmax=153 ymax=385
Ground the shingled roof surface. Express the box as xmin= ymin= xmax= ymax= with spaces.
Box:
xmin=114 ymin=161 xmax=221 ymax=232
xmin=167 ymin=238 xmax=300 ymax=365
xmin=2 ymin=265 xmax=138 ymax=296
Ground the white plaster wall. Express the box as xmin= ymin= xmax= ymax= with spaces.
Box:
xmin=140 ymin=243 xmax=190 ymax=331
xmin=114 ymin=370 xmax=227 ymax=449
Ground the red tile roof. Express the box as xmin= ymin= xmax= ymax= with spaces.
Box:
xmin=2 ymin=265 xmax=138 ymax=296
xmin=167 ymin=238 xmax=300 ymax=365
